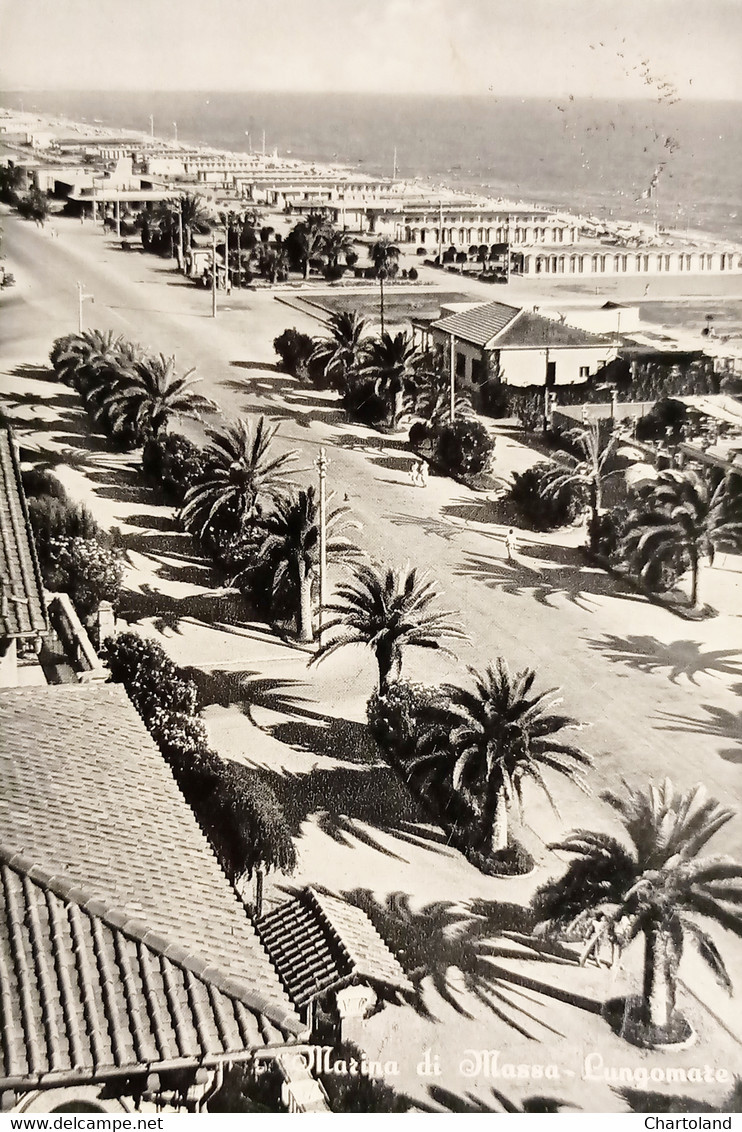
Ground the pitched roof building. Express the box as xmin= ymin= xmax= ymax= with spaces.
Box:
xmin=257 ymin=887 xmax=412 ymax=1027
xmin=420 ymin=300 xmax=616 ymax=390
xmin=0 ymin=684 xmax=306 ymax=1112
xmin=0 ymin=429 xmax=47 ymax=643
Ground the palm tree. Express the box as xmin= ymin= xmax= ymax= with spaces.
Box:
xmin=313 ymin=562 xmax=468 ymax=693
xmin=51 ymin=329 xmax=125 ymax=392
xmin=322 ymin=227 xmax=355 ymax=270
xmin=534 ymin=779 xmax=742 ymax=1043
xmin=407 ymin=659 xmax=591 ymax=857
xmin=369 ymin=236 xmax=400 ymax=333
xmin=180 ymin=416 xmax=298 ymax=542
xmin=91 ymin=354 xmax=216 ymax=440
xmin=361 ymin=331 xmax=420 ymax=428
xmin=542 ymin=423 xmax=621 ymax=551
xmin=621 ymin=468 xmax=742 ymax=606
xmin=287 ymin=219 xmax=329 ymax=279
xmin=310 ymin=309 xmax=369 ymax=390
xmin=178 ymin=191 xmax=213 ymax=250
xmin=247 ymin=487 xmax=361 ymax=642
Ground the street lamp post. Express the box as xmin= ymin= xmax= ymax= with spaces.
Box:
xmin=449 ymin=333 xmax=456 ymax=423
xmin=177 ymin=200 xmax=184 ymax=269
xmin=77 ymin=281 xmax=94 ymax=332
xmin=211 ymin=231 xmax=217 ymax=318
xmin=315 ymin=447 xmax=328 ymax=639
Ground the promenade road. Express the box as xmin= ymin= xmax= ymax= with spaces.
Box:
xmin=2 ymin=211 xmax=741 ymax=851
xmin=3 ymin=210 xmax=742 ymax=1105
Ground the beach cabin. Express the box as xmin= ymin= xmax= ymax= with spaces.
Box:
xmin=418 ymin=299 xmax=617 ymax=392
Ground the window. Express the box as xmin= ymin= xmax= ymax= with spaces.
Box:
xmin=471 ymin=358 xmax=485 ymax=386
xmin=456 ymin=352 xmax=466 ymax=379
xmin=579 ymin=366 xmax=590 ymax=378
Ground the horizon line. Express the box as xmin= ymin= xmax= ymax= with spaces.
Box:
xmin=2 ymin=87 xmax=742 ymax=103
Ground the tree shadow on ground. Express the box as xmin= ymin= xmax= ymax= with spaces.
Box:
xmin=2 ymin=387 xmax=81 ymax=411
xmin=230 ymin=359 xmax=280 ymax=372
xmin=388 ymin=512 xmax=463 ymax=542
xmin=368 ymin=453 xmax=418 ymax=473
xmin=7 ymin=363 xmax=59 ymax=384
xmin=586 ymin=633 xmax=742 ymax=685
xmin=417 ymin=1085 xmax=580 ymax=1113
xmin=334 ymin=433 xmax=409 ymax=452
xmin=454 ymin=545 xmax=642 ymax=611
xmin=441 ymin=497 xmax=496 ymax=524
xmin=340 ymin=889 xmax=598 ymax=1035
xmin=244 ymin=760 xmax=444 ymax=861
xmin=119 ymin=582 xmax=257 ymax=637
xmin=242 ymin=675 xmax=379 ymax=765
xmin=656 ymin=703 xmax=742 ymax=763
xmin=618 ymin=1088 xmax=718 ymax=1114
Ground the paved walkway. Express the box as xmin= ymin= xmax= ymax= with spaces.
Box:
xmin=2 ymin=211 xmax=742 ymax=1112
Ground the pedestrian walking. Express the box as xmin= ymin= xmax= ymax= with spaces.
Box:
xmin=505 ymin=528 xmax=517 ymax=561
xmin=418 ymin=460 xmax=428 ymax=488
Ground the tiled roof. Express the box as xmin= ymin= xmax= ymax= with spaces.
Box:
xmin=429 ymin=301 xmax=521 ymax=347
xmin=0 ymin=428 xmax=47 ymax=639
xmin=493 ymin=311 xmax=614 ymax=349
xmin=0 ymin=685 xmax=304 ymax=1054
xmin=257 ymin=888 xmax=412 ymax=1009
xmin=0 ymin=859 xmax=288 ymax=1088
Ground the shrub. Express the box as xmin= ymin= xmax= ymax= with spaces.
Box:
xmin=434 ymin=418 xmax=494 ymax=477
xmin=22 ymin=466 xmax=70 ymax=502
xmin=509 ymin=463 xmax=583 ymax=530
xmin=635 ymin=397 xmax=688 ymax=442
xmin=342 ymin=378 xmax=387 ymax=426
xmin=273 ymin=327 xmax=314 ymax=376
xmin=273 ymin=327 xmax=320 ymax=382
xmin=509 ymin=390 xmax=542 ymax=431
xmin=141 ymin=432 xmax=205 ymax=504
xmin=103 ymin=632 xmax=200 ymax=722
xmin=408 ymin=266 xmax=418 ymax=280
xmin=408 ymin=420 xmax=434 ymax=450
xmin=720 ymin=373 xmax=742 ymax=397
xmin=207 ymin=766 xmax=297 ymax=884
xmin=46 ymin=536 xmax=124 ymax=617
xmin=367 ymin=680 xmax=446 ymax=769
xmin=28 ymin=494 xmax=103 ymax=573
xmin=324 ymin=264 xmax=346 ymax=281
xmin=588 ymin=507 xmax=628 ymax=561
xmin=103 ymin=632 xmax=296 ymax=886
xmin=479 ymin=381 xmax=509 ymax=418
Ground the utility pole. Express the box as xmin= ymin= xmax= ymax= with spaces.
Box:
xmin=149 ymin=114 xmax=154 ymax=138
xmin=115 ymin=197 xmax=121 ymax=238
xmin=262 ymin=129 xmax=266 ymax=158
xmin=224 ymin=223 xmax=230 ymax=292
xmin=177 ymin=200 xmax=184 ymax=269
xmin=211 ymin=230 xmax=217 ymax=318
xmin=77 ymin=281 xmax=94 ymax=332
xmin=449 ymin=333 xmax=456 ymax=423
xmin=438 ymin=200 xmax=443 ymax=263
xmin=173 ymin=120 xmax=178 ymax=142
xmin=315 ymin=447 xmax=328 ymax=639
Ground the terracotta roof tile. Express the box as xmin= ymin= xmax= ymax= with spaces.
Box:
xmin=257 ymin=889 xmax=412 ymax=1009
xmin=0 ymin=861 xmax=295 ymax=1088
xmin=0 ymin=427 xmax=47 ymax=639
xmin=430 ymin=300 xmax=521 ymax=347
xmin=0 ymin=684 xmax=303 ymax=1049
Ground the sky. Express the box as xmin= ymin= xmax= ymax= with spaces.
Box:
xmin=1 ymin=0 xmax=741 ymax=100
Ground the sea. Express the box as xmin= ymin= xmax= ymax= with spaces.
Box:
xmin=4 ymin=90 xmax=742 ymax=242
